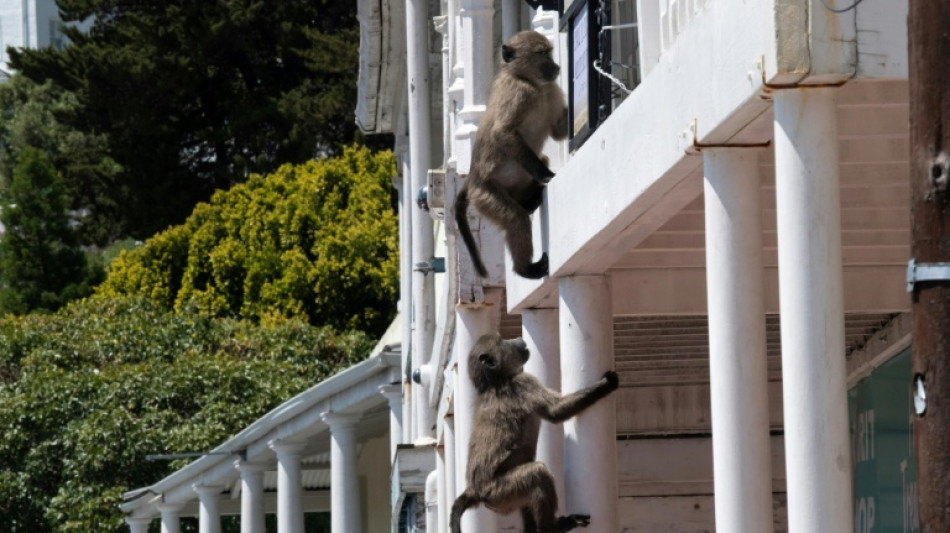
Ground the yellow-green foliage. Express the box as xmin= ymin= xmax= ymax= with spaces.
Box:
xmin=98 ymin=146 xmax=398 ymax=336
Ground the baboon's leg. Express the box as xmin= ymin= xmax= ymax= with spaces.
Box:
xmin=505 ymin=210 xmax=546 ymax=279
xmin=471 ymin=184 xmax=548 ymax=279
xmin=520 ymin=181 xmax=545 ymax=213
xmin=521 ymin=507 xmax=539 ymax=533
xmin=481 ymin=462 xmax=559 ymax=531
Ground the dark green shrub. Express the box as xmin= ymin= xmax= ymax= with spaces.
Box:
xmin=0 ymin=296 xmax=373 ymax=532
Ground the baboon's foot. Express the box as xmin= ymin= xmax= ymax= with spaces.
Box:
xmin=518 ymin=253 xmax=549 ymax=279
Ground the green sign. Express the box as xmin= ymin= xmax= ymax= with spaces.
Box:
xmin=848 ymin=348 xmax=920 ymax=533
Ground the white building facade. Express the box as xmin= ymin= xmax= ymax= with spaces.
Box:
xmin=121 ymin=1 xmax=918 ymax=531
xmin=0 ymin=0 xmax=66 ymax=75
xmin=359 ymin=0 xmax=915 ymax=531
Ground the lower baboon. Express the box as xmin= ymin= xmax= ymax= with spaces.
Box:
xmin=450 ymin=334 xmax=619 ymax=533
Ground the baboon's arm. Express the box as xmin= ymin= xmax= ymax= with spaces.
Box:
xmin=536 ymin=371 xmax=619 ymax=423
xmin=494 ymin=128 xmax=555 ymax=181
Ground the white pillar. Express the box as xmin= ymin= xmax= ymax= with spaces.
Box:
xmin=269 ymin=440 xmax=306 ymax=533
xmin=773 ymin=87 xmax=852 ymax=533
xmin=703 ymin=148 xmax=774 ymax=533
xmin=126 ymin=517 xmax=151 ymax=533
xmin=558 ymin=276 xmax=618 ymax=533
xmin=406 ymin=0 xmax=437 ymax=440
xmin=455 ymin=0 xmax=494 ymax=173
xmin=379 ymin=384 xmax=404 ymax=460
xmin=193 ymin=485 xmax=223 ymax=533
xmin=235 ymin=460 xmax=267 ymax=533
xmin=522 ymin=308 xmax=565 ymax=513
xmin=158 ymin=502 xmax=184 ymax=533
xmin=455 ymin=300 xmax=499 ymax=532
xmin=322 ymin=412 xmax=362 ymax=533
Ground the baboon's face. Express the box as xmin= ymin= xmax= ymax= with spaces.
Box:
xmin=469 ymin=334 xmax=530 ymax=390
xmin=502 ymin=31 xmax=560 ymax=84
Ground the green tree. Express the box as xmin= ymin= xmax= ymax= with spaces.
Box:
xmin=98 ymin=146 xmax=399 ymax=337
xmin=0 ymin=147 xmax=102 ymax=314
xmin=0 ymin=75 xmax=123 ymax=244
xmin=0 ymin=296 xmax=372 ymax=533
xmin=9 ymin=0 xmax=368 ymax=238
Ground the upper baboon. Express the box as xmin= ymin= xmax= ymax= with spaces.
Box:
xmin=455 ymin=30 xmax=568 ymax=279
xmin=450 ymin=334 xmax=619 ymax=533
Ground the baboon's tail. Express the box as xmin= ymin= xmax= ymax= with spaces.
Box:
xmin=454 ymin=188 xmax=488 ymax=277
xmin=450 ymin=489 xmax=479 ymax=533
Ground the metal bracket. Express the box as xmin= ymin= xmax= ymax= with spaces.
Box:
xmin=413 ymin=257 xmax=446 ymax=274
xmin=684 ymin=118 xmax=771 ymax=155
xmin=906 ymin=258 xmax=950 ymax=292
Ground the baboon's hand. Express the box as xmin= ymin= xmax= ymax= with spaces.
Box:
xmin=556 ymin=514 xmax=591 ymax=531
xmin=603 ymin=370 xmax=619 ymax=391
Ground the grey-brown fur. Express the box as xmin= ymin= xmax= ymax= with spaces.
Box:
xmin=455 ymin=30 xmax=568 ymax=279
xmin=450 ymin=334 xmax=619 ymax=533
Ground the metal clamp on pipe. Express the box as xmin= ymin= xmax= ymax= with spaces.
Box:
xmin=906 ymin=258 xmax=950 ymax=292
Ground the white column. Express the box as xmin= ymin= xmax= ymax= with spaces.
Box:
xmin=126 ymin=517 xmax=151 ymax=533
xmin=235 ymin=461 xmax=267 ymax=533
xmin=558 ymin=276 xmax=618 ymax=533
xmin=158 ymin=502 xmax=184 ymax=533
xmin=269 ymin=440 xmax=307 ymax=533
xmin=379 ymin=384 xmax=404 ymax=460
xmin=193 ymin=485 xmax=223 ymax=533
xmin=522 ymin=308 xmax=565 ymax=513
xmin=455 ymin=300 xmax=499 ymax=532
xmin=455 ymin=0 xmax=494 ymax=173
xmin=773 ymin=87 xmax=852 ymax=533
xmin=406 ymin=0 xmax=437 ymax=440
xmin=501 ymin=0 xmax=520 ymax=40
xmin=703 ymin=148 xmax=774 ymax=533
xmin=322 ymin=412 xmax=362 ymax=533
xmin=444 ymin=414 xmax=458 ymax=506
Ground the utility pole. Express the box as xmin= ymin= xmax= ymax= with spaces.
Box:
xmin=908 ymin=1 xmax=950 ymax=531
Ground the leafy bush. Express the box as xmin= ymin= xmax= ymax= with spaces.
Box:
xmin=98 ymin=146 xmax=398 ymax=337
xmin=0 ymin=296 xmax=373 ymax=532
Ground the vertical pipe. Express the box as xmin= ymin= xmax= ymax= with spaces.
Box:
xmin=558 ymin=276 xmax=618 ymax=533
xmin=444 ymin=415 xmax=458 ymax=507
xmin=406 ymin=0 xmax=437 ymax=439
xmin=703 ymin=148 xmax=774 ymax=533
xmin=322 ymin=413 xmax=362 ymax=533
xmin=773 ymin=87 xmax=852 ymax=533
xmin=454 ymin=297 xmax=501 ymax=532
xmin=436 ymin=445 xmax=448 ymax=533
xmin=270 ymin=441 xmax=306 ymax=533
xmin=396 ymin=161 xmax=414 ymax=444
xmin=234 ymin=461 xmax=266 ymax=533
xmin=425 ymin=470 xmax=440 ymax=532
xmin=501 ymin=0 xmax=520 ymax=41
xmin=522 ymin=308 xmax=565 ymax=513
